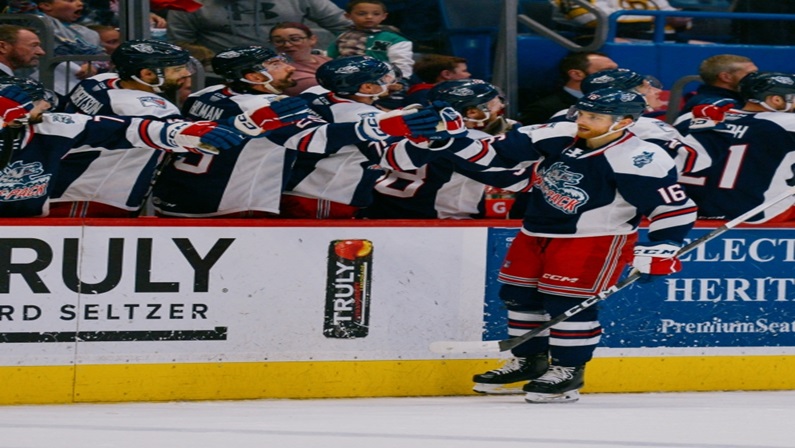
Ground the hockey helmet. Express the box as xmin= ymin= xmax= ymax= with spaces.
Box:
xmin=739 ymin=71 xmax=795 ymax=103
xmin=574 ymin=87 xmax=646 ymax=120
xmin=427 ymin=79 xmax=500 ymax=113
xmin=0 ymin=75 xmax=58 ymax=109
xmin=112 ymin=39 xmax=190 ymax=80
xmin=212 ymin=46 xmax=282 ymax=83
xmin=316 ymin=56 xmax=393 ymax=96
xmin=581 ymin=68 xmax=647 ymax=95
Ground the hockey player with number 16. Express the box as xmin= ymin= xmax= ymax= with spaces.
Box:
xmin=406 ymin=88 xmax=698 ymax=402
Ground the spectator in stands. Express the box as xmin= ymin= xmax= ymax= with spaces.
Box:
xmin=0 ymin=24 xmax=45 ymax=76
xmin=33 ymin=0 xmax=109 ymax=94
xmin=166 ymin=0 xmax=351 ymax=62
xmin=678 ymin=54 xmax=757 ymax=116
xmin=402 ymin=54 xmax=470 ymax=106
xmin=87 ymin=24 xmax=120 ymax=55
xmin=269 ymin=22 xmax=331 ymax=97
xmin=552 ymin=0 xmax=692 ymax=41
xmin=518 ymin=51 xmax=617 ymax=125
xmin=328 ymin=0 xmax=413 ymax=79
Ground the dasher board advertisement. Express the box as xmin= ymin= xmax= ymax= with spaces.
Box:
xmin=483 ymin=227 xmax=795 ymax=351
xmin=0 ymin=224 xmax=488 ymax=366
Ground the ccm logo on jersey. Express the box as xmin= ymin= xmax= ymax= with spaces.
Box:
xmin=542 ymin=273 xmax=579 ymax=283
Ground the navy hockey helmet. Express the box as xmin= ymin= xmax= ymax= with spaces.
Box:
xmin=316 ymin=56 xmax=393 ymax=96
xmin=574 ymin=87 xmax=646 ymax=120
xmin=212 ymin=46 xmax=281 ymax=83
xmin=112 ymin=40 xmax=190 ymax=80
xmin=427 ymin=79 xmax=500 ymax=113
xmin=581 ymin=68 xmax=647 ymax=95
xmin=739 ymin=71 xmax=795 ymax=103
xmin=0 ymin=75 xmax=58 ymax=108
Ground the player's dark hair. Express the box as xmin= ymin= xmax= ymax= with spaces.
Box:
xmin=413 ymin=54 xmax=468 ymax=84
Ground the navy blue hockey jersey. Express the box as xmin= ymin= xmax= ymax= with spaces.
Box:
xmin=152 ymin=85 xmax=371 ymax=217
xmin=0 ymin=113 xmax=193 ymax=217
xmin=677 ymin=111 xmax=795 ymax=223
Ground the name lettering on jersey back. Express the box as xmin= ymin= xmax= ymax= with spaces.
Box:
xmin=533 ymin=161 xmax=588 ymax=213
xmin=69 ymin=85 xmax=103 ymax=115
xmin=188 ymin=100 xmax=224 ymax=122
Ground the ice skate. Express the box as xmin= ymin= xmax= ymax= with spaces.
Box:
xmin=523 ymin=365 xmax=584 ymax=403
xmin=472 ymin=353 xmax=549 ymax=395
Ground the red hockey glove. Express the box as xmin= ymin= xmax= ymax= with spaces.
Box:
xmin=233 ymin=96 xmax=310 ymax=136
xmin=632 ymin=241 xmax=682 ymax=283
xmin=0 ymin=86 xmax=34 ymax=127
xmin=689 ymin=99 xmax=735 ymax=132
xmin=168 ymin=121 xmax=245 ymax=155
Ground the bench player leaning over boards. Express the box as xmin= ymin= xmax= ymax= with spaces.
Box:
xmin=0 ymin=77 xmax=257 ymax=217
xmin=151 ymin=46 xmax=444 ymax=218
xmin=47 ymin=40 xmax=193 ymax=217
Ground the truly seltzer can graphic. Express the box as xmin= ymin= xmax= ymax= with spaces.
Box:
xmin=323 ymin=239 xmax=373 ymax=338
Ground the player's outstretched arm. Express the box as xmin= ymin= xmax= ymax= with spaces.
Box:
xmin=232 ymin=96 xmax=312 ymax=136
xmin=163 ymin=121 xmax=246 ymax=155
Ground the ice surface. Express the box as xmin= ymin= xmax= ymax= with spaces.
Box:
xmin=0 ymin=391 xmax=791 ymax=448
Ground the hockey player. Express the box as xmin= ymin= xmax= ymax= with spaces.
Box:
xmin=0 ymin=79 xmax=245 ymax=217
xmin=410 ymin=88 xmax=697 ymax=402
xmin=282 ymin=55 xmax=398 ymax=219
xmin=673 ymin=71 xmax=795 ymax=223
xmin=362 ymin=79 xmax=529 ymax=219
xmin=48 ymin=39 xmax=195 ymax=217
xmin=151 ymin=47 xmax=441 ymax=218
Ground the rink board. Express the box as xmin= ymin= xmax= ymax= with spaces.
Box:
xmin=0 ymin=218 xmax=793 ymax=404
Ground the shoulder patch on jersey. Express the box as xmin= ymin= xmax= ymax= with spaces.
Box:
xmin=632 ymin=151 xmax=654 ymax=168
xmin=49 ymin=113 xmax=75 ymax=124
xmin=139 ymin=96 xmax=168 ymax=109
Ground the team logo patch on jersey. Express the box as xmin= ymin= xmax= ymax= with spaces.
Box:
xmin=632 ymin=151 xmax=654 ymax=168
xmin=534 ymin=161 xmax=588 ymax=214
xmin=0 ymin=161 xmax=50 ymax=201
xmin=50 ymin=113 xmax=75 ymax=124
xmin=139 ymin=96 xmax=168 ymax=109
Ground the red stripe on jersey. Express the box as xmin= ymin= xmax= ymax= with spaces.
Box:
xmin=681 ymin=144 xmax=698 ymax=172
xmin=138 ymin=119 xmax=165 ymax=151
xmin=384 ymin=143 xmax=399 ymax=170
xmin=297 ymin=131 xmax=314 ymax=152
xmin=550 ymin=328 xmax=602 ymax=338
xmin=652 ymin=206 xmax=698 ymax=222
xmin=105 ymin=78 xmax=121 ymax=89
xmin=466 ymin=141 xmax=491 ymax=163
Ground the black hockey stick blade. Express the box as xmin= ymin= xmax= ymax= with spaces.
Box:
xmin=430 ymin=184 xmax=795 ymax=354
xmin=0 ymin=123 xmax=23 ymax=170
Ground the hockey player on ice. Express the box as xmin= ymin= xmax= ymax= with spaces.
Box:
xmin=398 ymin=87 xmax=698 ymax=402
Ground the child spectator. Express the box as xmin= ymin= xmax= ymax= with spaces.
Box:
xmin=328 ymin=0 xmax=413 ymax=78
xmin=33 ymin=0 xmax=109 ymax=94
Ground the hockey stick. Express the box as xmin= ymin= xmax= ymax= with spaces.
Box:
xmin=430 ymin=184 xmax=795 ymax=354
xmin=0 ymin=119 xmax=26 ymax=171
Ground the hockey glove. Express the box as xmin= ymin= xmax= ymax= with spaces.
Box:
xmin=430 ymin=103 xmax=467 ymax=140
xmin=689 ymin=99 xmax=735 ymax=132
xmin=233 ymin=96 xmax=310 ymax=136
xmin=0 ymin=86 xmax=34 ymax=127
xmin=355 ymin=107 xmax=441 ymax=142
xmin=168 ymin=121 xmax=245 ymax=155
xmin=632 ymin=241 xmax=682 ymax=283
